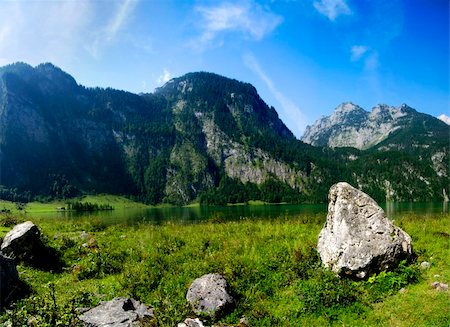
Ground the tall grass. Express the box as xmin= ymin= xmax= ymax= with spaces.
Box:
xmin=0 ymin=213 xmax=448 ymax=326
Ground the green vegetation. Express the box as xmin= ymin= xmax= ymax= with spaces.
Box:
xmin=0 ymin=195 xmax=149 ymax=214
xmin=66 ymin=201 xmax=114 ymax=212
xmin=0 ymin=212 xmax=448 ymax=326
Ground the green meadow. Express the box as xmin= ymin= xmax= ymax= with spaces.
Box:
xmin=0 ymin=211 xmax=448 ymax=326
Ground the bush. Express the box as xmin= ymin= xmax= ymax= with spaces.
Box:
xmin=364 ymin=260 xmax=421 ymax=302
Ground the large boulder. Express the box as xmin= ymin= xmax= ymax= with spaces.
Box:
xmin=79 ymin=297 xmax=155 ymax=327
xmin=0 ymin=253 xmax=19 ymax=308
xmin=1 ymin=221 xmax=45 ymax=263
xmin=317 ymin=182 xmax=413 ymax=279
xmin=1 ymin=221 xmax=61 ymax=271
xmin=186 ymin=273 xmax=234 ymax=317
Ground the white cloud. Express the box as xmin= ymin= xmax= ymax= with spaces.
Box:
xmin=243 ymin=53 xmax=307 ymax=137
xmin=438 ymin=114 xmax=450 ymax=125
xmin=313 ymin=0 xmax=351 ymax=21
xmin=87 ymin=0 xmax=139 ymax=58
xmin=191 ymin=1 xmax=282 ymax=49
xmin=350 ymin=45 xmax=368 ymax=61
xmin=106 ymin=0 xmax=137 ymax=42
xmin=157 ymin=69 xmax=172 ymax=85
xmin=364 ymin=52 xmax=379 ymax=71
xmin=0 ymin=1 xmax=94 ymax=65
xmin=0 ymin=0 xmax=139 ymax=66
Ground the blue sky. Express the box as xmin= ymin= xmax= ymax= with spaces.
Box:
xmin=0 ymin=0 xmax=448 ymax=138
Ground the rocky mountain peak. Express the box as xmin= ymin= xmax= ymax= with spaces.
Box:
xmin=334 ymin=102 xmax=364 ymax=114
xmin=301 ymin=102 xmax=447 ymax=150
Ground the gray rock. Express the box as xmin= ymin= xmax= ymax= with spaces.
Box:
xmin=1 ymin=221 xmax=44 ymax=263
xmin=420 ymin=261 xmax=431 ymax=269
xmin=177 ymin=318 xmax=206 ymax=327
xmin=239 ymin=317 xmax=250 ymax=326
xmin=0 ymin=253 xmax=19 ymax=308
xmin=317 ymin=182 xmax=413 ymax=279
xmin=431 ymin=282 xmax=448 ymax=291
xmin=186 ymin=273 xmax=234 ymax=317
xmin=79 ymin=297 xmax=155 ymax=327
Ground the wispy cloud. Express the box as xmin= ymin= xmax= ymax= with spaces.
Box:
xmin=313 ymin=0 xmax=351 ymax=21
xmin=157 ymin=69 xmax=172 ymax=85
xmin=0 ymin=1 xmax=94 ymax=66
xmin=364 ymin=51 xmax=379 ymax=71
xmin=0 ymin=0 xmax=139 ymax=66
xmin=243 ymin=53 xmax=307 ymax=137
xmin=87 ymin=0 xmax=139 ymax=58
xmin=105 ymin=0 xmax=137 ymax=42
xmin=350 ymin=45 xmax=368 ymax=61
xmin=191 ymin=1 xmax=282 ymax=49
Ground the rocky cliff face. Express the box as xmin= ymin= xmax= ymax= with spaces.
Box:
xmin=301 ymin=102 xmax=435 ymax=150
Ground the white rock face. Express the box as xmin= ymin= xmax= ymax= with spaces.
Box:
xmin=302 ymin=103 xmax=413 ymax=150
xmin=200 ymin=117 xmax=305 ymax=189
xmin=317 ymin=182 xmax=413 ymax=279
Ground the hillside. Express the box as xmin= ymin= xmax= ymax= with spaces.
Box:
xmin=0 ymin=63 xmax=448 ymax=203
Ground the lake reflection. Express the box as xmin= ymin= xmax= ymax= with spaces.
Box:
xmin=28 ymin=202 xmax=449 ymax=225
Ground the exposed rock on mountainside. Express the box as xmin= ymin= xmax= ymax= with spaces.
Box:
xmin=318 ymin=182 xmax=413 ymax=279
xmin=302 ymin=102 xmax=449 ymax=151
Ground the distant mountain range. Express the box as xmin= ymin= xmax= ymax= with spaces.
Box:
xmin=301 ymin=102 xmax=449 ymax=151
xmin=0 ymin=63 xmax=448 ymax=204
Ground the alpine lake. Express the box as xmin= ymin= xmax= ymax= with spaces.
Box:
xmin=27 ymin=201 xmax=449 ymax=225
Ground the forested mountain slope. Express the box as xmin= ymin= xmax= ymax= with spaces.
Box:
xmin=0 ymin=63 xmax=448 ymax=204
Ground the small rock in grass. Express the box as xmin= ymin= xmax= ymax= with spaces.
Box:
xmin=80 ymin=231 xmax=89 ymax=240
xmin=399 ymin=288 xmax=407 ymax=294
xmin=420 ymin=261 xmax=431 ymax=269
xmin=79 ymin=297 xmax=155 ymax=326
xmin=178 ymin=318 xmax=205 ymax=327
xmin=186 ymin=273 xmax=234 ymax=317
xmin=239 ymin=316 xmax=250 ymax=326
xmin=431 ymin=282 xmax=448 ymax=291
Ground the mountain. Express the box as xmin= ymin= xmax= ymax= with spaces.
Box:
xmin=0 ymin=63 xmax=448 ymax=204
xmin=0 ymin=63 xmax=338 ymax=204
xmin=300 ymin=102 xmax=449 ymax=201
xmin=301 ymin=102 xmax=449 ymax=151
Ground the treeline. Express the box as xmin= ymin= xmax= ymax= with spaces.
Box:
xmin=66 ymin=202 xmax=114 ymax=212
xmin=199 ymin=175 xmax=304 ymax=205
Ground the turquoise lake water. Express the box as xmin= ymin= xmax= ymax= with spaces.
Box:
xmin=28 ymin=202 xmax=449 ymax=225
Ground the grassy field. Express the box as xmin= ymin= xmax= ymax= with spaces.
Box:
xmin=0 ymin=212 xmax=448 ymax=326
xmin=0 ymin=194 xmax=151 ymax=214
